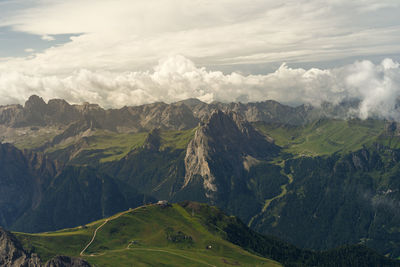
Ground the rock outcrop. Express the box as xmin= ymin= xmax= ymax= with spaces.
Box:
xmin=0 ymin=227 xmax=41 ymax=267
xmin=0 ymin=95 xmax=370 ymax=151
xmin=0 ymin=227 xmax=90 ymax=267
xmin=142 ymin=128 xmax=161 ymax=151
xmin=183 ymin=110 xmax=279 ymax=200
xmin=0 ymin=95 xmax=365 ymax=132
xmin=0 ymin=96 xmax=199 ymax=132
xmin=44 ymin=256 xmax=91 ymax=267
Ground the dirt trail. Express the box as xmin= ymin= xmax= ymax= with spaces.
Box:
xmin=248 ymin=162 xmax=293 ymax=228
xmin=80 ymin=207 xmax=138 ymax=256
xmin=80 ymin=205 xmax=217 ymax=266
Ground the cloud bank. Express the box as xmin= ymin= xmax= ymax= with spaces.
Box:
xmin=1 ymin=0 xmax=400 ymax=72
xmin=0 ymin=1 xmax=399 ymax=119
xmin=0 ymin=55 xmax=399 ymax=120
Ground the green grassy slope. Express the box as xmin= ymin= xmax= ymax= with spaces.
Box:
xmin=45 ymin=128 xmax=195 ymax=165
xmin=14 ymin=202 xmax=398 ymax=267
xmin=13 ymin=118 xmax=395 ymax=161
xmin=254 ymin=119 xmax=398 ymax=156
xmin=13 ymin=129 xmax=60 ymax=150
xmin=15 ymin=204 xmax=280 ymax=267
xmin=179 ymin=202 xmax=400 ymax=267
xmin=45 ymin=131 xmax=148 ymax=163
xmin=160 ymin=128 xmax=197 ymax=150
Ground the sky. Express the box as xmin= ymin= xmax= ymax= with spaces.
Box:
xmin=0 ymin=0 xmax=400 ymax=119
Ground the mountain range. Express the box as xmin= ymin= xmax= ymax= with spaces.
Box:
xmin=1 ymin=95 xmax=400 ymax=265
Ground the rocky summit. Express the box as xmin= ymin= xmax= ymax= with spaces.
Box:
xmin=1 ymin=96 xmax=400 ymax=263
xmin=184 ymin=110 xmax=279 ymax=201
xmin=0 ymin=227 xmax=90 ymax=267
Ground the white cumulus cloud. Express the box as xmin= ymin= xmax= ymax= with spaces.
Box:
xmin=0 ymin=55 xmax=399 ymax=120
xmin=41 ymin=35 xmax=54 ymax=41
xmin=0 ymin=1 xmax=399 ymax=120
xmin=0 ymin=0 xmax=400 ymax=73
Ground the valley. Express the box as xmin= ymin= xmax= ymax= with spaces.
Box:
xmin=1 ymin=95 xmax=400 ymax=265
xmin=248 ymin=164 xmax=294 ymax=228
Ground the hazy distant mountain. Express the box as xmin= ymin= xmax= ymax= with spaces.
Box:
xmin=1 ymin=95 xmax=400 ymax=260
xmin=0 ymin=95 xmax=362 ymax=131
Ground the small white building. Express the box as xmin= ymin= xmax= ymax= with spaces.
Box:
xmin=157 ymin=200 xmax=168 ymax=205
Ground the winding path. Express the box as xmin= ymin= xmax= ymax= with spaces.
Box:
xmin=79 ymin=205 xmax=266 ymax=266
xmin=80 ymin=208 xmax=137 ymax=256
xmin=80 ymin=219 xmax=109 ymax=256
xmin=80 ymin=205 xmax=217 ymax=266
xmin=248 ymin=161 xmax=293 ymax=228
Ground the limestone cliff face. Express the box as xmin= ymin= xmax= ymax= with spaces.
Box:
xmin=183 ymin=110 xmax=279 ymax=200
xmin=0 ymin=96 xmax=198 ymax=132
xmin=0 ymin=95 xmax=362 ymax=136
xmin=0 ymin=227 xmax=90 ymax=267
xmin=184 ymin=125 xmax=216 ymax=194
xmin=0 ymin=227 xmax=41 ymax=267
xmin=0 ymin=105 xmax=24 ymax=126
xmin=44 ymin=256 xmax=91 ymax=267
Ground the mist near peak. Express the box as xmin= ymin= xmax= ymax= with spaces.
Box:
xmin=0 ymin=55 xmax=399 ymax=120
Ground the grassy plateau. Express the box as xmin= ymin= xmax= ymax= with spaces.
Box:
xmin=14 ymin=204 xmax=280 ymax=267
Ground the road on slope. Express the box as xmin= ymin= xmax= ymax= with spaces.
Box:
xmin=248 ymin=161 xmax=293 ymax=228
xmin=80 ymin=205 xmax=218 ymax=266
xmin=80 ymin=207 xmax=139 ymax=256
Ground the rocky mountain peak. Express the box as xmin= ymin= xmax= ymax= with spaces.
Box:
xmin=24 ymin=95 xmax=46 ymax=110
xmin=0 ymin=227 xmax=41 ymax=266
xmin=44 ymin=256 xmax=91 ymax=267
xmin=183 ymin=109 xmax=279 ymax=200
xmin=202 ymin=110 xmax=277 ymax=155
xmin=203 ymin=109 xmax=244 ymax=131
xmin=0 ymin=227 xmax=91 ymax=267
xmin=17 ymin=95 xmax=49 ymax=127
xmin=47 ymin=99 xmax=71 ymax=112
xmin=143 ymin=128 xmax=161 ymax=151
